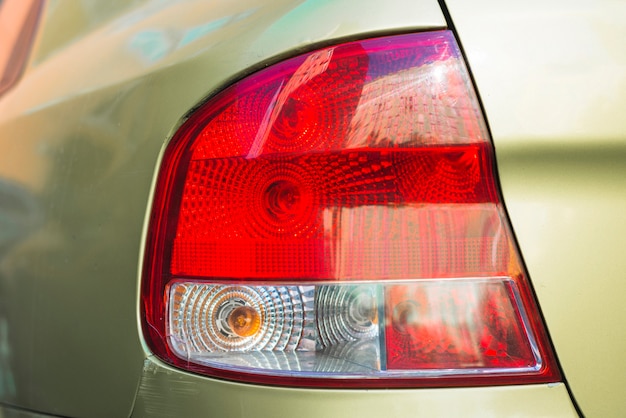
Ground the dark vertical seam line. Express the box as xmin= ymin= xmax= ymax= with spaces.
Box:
xmin=436 ymin=0 xmax=584 ymax=416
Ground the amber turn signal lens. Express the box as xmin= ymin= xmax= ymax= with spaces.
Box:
xmin=228 ymin=306 xmax=262 ymax=338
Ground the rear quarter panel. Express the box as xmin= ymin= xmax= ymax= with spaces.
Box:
xmin=0 ymin=0 xmax=445 ymax=416
xmin=444 ymin=0 xmax=626 ymax=416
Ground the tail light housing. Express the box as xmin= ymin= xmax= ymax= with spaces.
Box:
xmin=142 ymin=30 xmax=560 ymax=387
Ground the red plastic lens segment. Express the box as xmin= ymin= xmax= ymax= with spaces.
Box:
xmin=386 ymin=279 xmax=538 ymax=371
xmin=172 ymin=145 xmax=497 ymax=279
xmin=142 ymin=31 xmax=560 ymax=388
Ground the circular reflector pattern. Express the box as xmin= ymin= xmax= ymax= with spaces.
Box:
xmin=169 ymin=284 xmax=307 ymax=353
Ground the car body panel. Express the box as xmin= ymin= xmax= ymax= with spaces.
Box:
xmin=0 ymin=405 xmax=52 ymax=418
xmin=1 ymin=0 xmax=622 ymax=416
xmin=444 ymin=0 xmax=626 ymax=416
xmin=0 ymin=0 xmax=445 ymax=417
xmin=131 ymin=358 xmax=577 ymax=418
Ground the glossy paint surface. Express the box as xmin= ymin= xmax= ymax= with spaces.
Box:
xmin=0 ymin=0 xmax=444 ymax=417
xmin=445 ymin=0 xmax=626 ymax=416
xmin=1 ymin=0 xmax=618 ymax=416
xmin=130 ymin=358 xmax=577 ymax=418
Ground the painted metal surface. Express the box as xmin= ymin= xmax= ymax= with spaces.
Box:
xmin=0 ymin=404 xmax=53 ymax=418
xmin=3 ymin=0 xmax=620 ymax=415
xmin=0 ymin=0 xmax=445 ymax=417
xmin=444 ymin=0 xmax=626 ymax=416
xmin=132 ymin=358 xmax=577 ymax=418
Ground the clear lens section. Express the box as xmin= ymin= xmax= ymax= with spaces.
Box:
xmin=316 ymin=284 xmax=379 ymax=346
xmin=167 ymin=278 xmax=539 ymax=377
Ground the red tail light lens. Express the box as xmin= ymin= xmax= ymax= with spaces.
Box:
xmin=142 ymin=31 xmax=560 ymax=387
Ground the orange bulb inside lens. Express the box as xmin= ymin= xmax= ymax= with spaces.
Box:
xmin=227 ymin=305 xmax=261 ymax=337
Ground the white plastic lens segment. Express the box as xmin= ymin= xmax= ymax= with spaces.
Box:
xmin=167 ymin=278 xmax=542 ymax=378
xmin=169 ymin=284 xmax=313 ymax=353
xmin=168 ymin=283 xmax=381 ymax=373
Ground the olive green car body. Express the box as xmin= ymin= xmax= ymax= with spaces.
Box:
xmin=0 ymin=0 xmax=624 ymax=417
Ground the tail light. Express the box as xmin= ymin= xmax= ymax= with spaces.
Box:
xmin=142 ymin=31 xmax=560 ymax=387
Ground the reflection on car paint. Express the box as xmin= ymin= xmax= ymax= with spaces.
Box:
xmin=0 ymin=179 xmax=42 ymax=400
xmin=0 ymin=319 xmax=15 ymax=398
xmin=128 ymin=8 xmax=262 ymax=64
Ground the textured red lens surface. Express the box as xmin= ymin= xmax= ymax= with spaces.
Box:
xmin=142 ymin=31 xmax=561 ymax=388
xmin=386 ymin=280 xmax=535 ymax=370
xmin=172 ymin=145 xmax=497 ymax=279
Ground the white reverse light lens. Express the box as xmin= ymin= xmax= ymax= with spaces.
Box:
xmin=168 ymin=283 xmax=382 ymax=374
